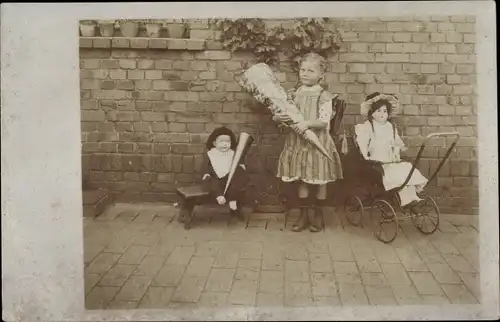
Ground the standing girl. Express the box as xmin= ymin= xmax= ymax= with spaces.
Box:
xmin=355 ymin=92 xmax=428 ymax=209
xmin=273 ymin=52 xmax=343 ymax=232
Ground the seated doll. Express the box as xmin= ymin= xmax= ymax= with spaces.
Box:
xmin=355 ymin=92 xmax=428 ymax=210
xmin=201 ymin=127 xmax=249 ymax=219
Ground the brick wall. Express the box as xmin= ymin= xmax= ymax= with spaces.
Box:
xmin=80 ymin=16 xmax=478 ymax=215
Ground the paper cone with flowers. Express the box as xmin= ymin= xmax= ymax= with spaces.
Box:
xmin=238 ymin=63 xmax=334 ymax=163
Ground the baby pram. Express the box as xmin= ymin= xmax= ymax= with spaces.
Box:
xmin=336 ymin=126 xmax=460 ymax=243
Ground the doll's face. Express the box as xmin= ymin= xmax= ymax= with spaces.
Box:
xmin=299 ymin=60 xmax=323 ymax=86
xmin=372 ymin=105 xmax=389 ymax=123
xmin=214 ymin=135 xmax=232 ymax=152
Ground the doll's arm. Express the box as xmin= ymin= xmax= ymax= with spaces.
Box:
xmin=355 ymin=123 xmax=371 ymax=160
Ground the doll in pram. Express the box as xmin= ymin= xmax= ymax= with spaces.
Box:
xmin=338 ymin=92 xmax=460 ymax=243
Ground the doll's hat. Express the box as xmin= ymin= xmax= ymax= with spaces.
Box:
xmin=205 ymin=126 xmax=238 ymax=150
xmin=360 ymin=92 xmax=400 ymax=116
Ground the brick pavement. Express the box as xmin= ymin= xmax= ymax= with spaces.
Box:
xmin=84 ymin=203 xmax=480 ymax=309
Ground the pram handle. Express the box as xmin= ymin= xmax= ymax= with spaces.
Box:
xmin=423 ymin=132 xmax=461 ymax=146
xmin=394 ymin=131 xmax=461 ymax=193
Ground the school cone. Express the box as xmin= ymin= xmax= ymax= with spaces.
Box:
xmin=223 ymin=132 xmax=255 ymax=195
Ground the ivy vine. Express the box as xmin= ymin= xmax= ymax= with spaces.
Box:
xmin=216 ymin=18 xmax=343 ymax=68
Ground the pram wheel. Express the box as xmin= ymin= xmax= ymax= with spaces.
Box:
xmin=344 ymin=195 xmax=364 ymax=226
xmin=370 ymin=199 xmax=399 ymax=244
xmin=411 ymin=193 xmax=440 ymax=234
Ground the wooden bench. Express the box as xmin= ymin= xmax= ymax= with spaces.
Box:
xmin=176 ymin=185 xmax=255 ymax=230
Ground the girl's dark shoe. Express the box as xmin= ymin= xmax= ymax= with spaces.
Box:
xmin=309 ymin=206 xmax=323 ymax=232
xmin=292 ymin=207 xmax=309 ymax=232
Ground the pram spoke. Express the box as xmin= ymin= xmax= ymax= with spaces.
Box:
xmin=370 ymin=200 xmax=399 ymax=244
xmin=411 ymin=194 xmax=440 ymax=234
xmin=344 ymin=195 xmax=364 ymax=227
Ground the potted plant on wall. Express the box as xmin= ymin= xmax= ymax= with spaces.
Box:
xmin=167 ymin=19 xmax=186 ymax=38
xmin=118 ymin=19 xmax=140 ymax=37
xmin=79 ymin=20 xmax=97 ymax=37
xmin=98 ymin=20 xmax=116 ymax=37
xmin=144 ymin=19 xmax=163 ymax=38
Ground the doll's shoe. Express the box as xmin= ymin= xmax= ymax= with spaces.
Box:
xmin=292 ymin=208 xmax=309 ymax=232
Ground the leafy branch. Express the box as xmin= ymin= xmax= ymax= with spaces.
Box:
xmin=216 ymin=18 xmax=343 ymax=68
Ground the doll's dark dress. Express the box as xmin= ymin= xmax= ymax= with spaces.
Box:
xmin=200 ymin=149 xmax=249 ymax=204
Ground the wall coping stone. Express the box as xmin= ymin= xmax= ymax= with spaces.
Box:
xmin=80 ymin=37 xmax=206 ymax=51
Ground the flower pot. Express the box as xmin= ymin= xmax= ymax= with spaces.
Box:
xmin=99 ymin=22 xmax=115 ymax=37
xmin=80 ymin=23 xmax=96 ymax=37
xmin=146 ymin=23 xmax=162 ymax=38
xmin=119 ymin=21 xmax=139 ymax=37
xmin=168 ymin=24 xmax=185 ymax=39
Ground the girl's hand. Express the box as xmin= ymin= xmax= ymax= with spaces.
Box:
xmin=216 ymin=196 xmax=226 ymax=205
xmin=202 ymin=173 xmax=211 ymax=180
xmin=239 ymin=164 xmax=246 ymax=170
xmin=273 ymin=113 xmax=293 ymax=123
xmin=296 ymin=121 xmax=310 ymax=133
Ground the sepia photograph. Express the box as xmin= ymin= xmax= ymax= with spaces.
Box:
xmin=1 ymin=2 xmax=498 ymax=321
xmin=80 ymin=15 xmax=480 ymax=310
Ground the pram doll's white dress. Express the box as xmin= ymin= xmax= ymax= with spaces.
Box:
xmin=355 ymin=120 xmax=428 ymax=206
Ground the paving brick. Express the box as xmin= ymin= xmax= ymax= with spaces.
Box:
xmin=198 ymin=292 xmax=229 ymax=307
xmin=138 ymin=286 xmax=174 ymax=308
xmin=285 ymin=260 xmax=310 ymax=283
xmin=205 ymin=268 xmax=235 ymax=292
xmin=133 ymin=256 xmax=165 ymax=278
xmin=171 ymin=276 xmax=207 ymax=303
xmin=257 ymin=292 xmax=284 ymax=307
xmin=165 ymin=246 xmax=195 ymax=266
xmin=365 ymin=286 xmax=398 ymax=305
xmin=352 ymin=248 xmax=382 ymax=273
xmin=442 ymin=254 xmax=476 ymax=273
xmin=338 ymin=283 xmax=369 ymax=305
xmin=329 ymin=245 xmax=355 ymax=262
xmin=239 ymin=242 xmax=263 ymax=259
xmin=114 ymin=275 xmax=151 ymax=301
xmin=98 ymin=264 xmax=137 ymax=286
xmin=395 ymin=247 xmax=429 ymax=272
xmin=373 ymin=245 xmax=401 ymax=264
xmin=259 ymin=270 xmax=284 ymax=294
xmin=152 ymin=265 xmax=186 ymax=287
xmin=430 ymin=237 xmax=461 ymax=255
xmin=285 ymin=282 xmax=314 ymax=307
xmin=118 ymin=245 xmax=150 ymax=265
xmin=285 ymin=243 xmax=308 ymax=260
xmin=310 ymin=272 xmax=338 ymax=297
xmin=361 ymin=272 xmax=389 ymax=287
xmin=262 ymin=248 xmax=285 ymax=270
xmin=84 ymin=273 xmax=102 ymax=296
xmin=106 ymin=301 xmax=138 ymax=309
xmin=86 ymin=253 xmax=122 ymax=275
xmin=235 ymin=268 xmax=260 ymax=281
xmin=184 ymin=256 xmax=214 ymax=278
xmin=228 ymin=279 xmax=258 ymax=305
xmin=85 ymin=286 xmax=120 ymax=309
xmin=309 ymin=253 xmax=333 ymax=273
xmin=441 ymin=284 xmax=477 ymax=304
xmin=392 ymin=285 xmax=423 ymax=305
xmin=427 ymin=261 xmax=462 ymax=284
xmin=381 ymin=263 xmax=413 ymax=286
xmin=458 ymin=272 xmax=480 ymax=300
xmin=408 ymin=272 xmax=443 ymax=295
xmin=333 ymin=261 xmax=361 ymax=284
xmin=421 ymin=294 xmax=451 ymax=305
